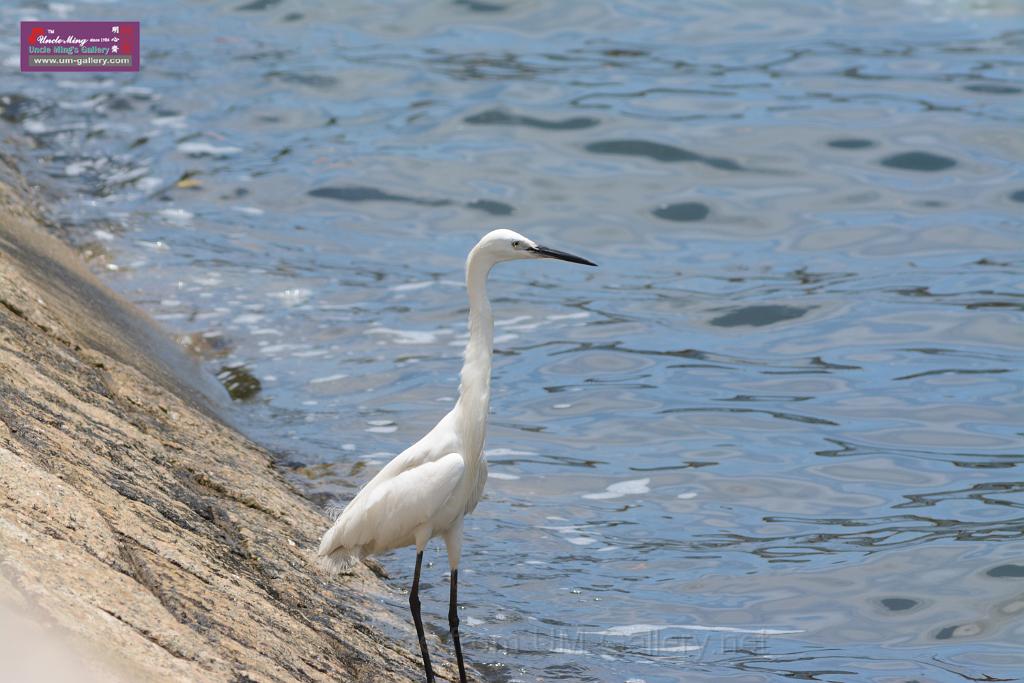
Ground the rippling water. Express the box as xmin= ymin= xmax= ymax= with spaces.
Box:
xmin=4 ymin=1 xmax=1024 ymax=680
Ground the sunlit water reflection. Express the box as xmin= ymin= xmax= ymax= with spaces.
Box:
xmin=3 ymin=0 xmax=1023 ymax=680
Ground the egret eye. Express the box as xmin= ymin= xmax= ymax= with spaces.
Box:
xmin=512 ymin=240 xmax=521 ymax=248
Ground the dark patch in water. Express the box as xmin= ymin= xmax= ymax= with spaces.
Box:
xmin=217 ymin=365 xmax=261 ymax=401
xmin=237 ymin=0 xmax=282 ymax=10
xmin=0 ymin=94 xmax=42 ymax=123
xmin=604 ymin=49 xmax=648 ymax=58
xmin=454 ymin=0 xmax=506 ymax=11
xmin=465 ymin=109 xmax=599 ymax=130
xmin=934 ymin=624 xmax=975 ymax=640
xmin=585 ymin=139 xmax=743 ymax=171
xmin=467 ymin=199 xmax=514 ymax=216
xmin=266 ymin=71 xmax=339 ymax=89
xmin=710 ymin=305 xmax=810 ymax=328
xmin=1009 ymin=189 xmax=1024 ymax=203
xmin=987 ymin=564 xmax=1024 ymax=578
xmin=108 ymin=97 xmax=134 ymax=112
xmin=282 ymin=12 xmax=303 ymax=22
xmin=652 ymin=202 xmax=709 ymax=222
xmin=828 ymin=138 xmax=876 ymax=149
xmin=880 ymin=151 xmax=957 ymax=172
xmin=880 ymin=597 xmax=918 ymax=611
xmin=309 ymin=186 xmax=452 ymax=207
xmin=964 ymin=83 xmax=1022 ymax=95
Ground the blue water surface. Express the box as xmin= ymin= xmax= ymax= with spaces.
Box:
xmin=2 ymin=1 xmax=1023 ymax=681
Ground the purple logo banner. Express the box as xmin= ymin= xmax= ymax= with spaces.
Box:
xmin=21 ymin=21 xmax=139 ymax=73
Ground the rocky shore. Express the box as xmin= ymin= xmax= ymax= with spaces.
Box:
xmin=0 ymin=149 xmax=440 ymax=681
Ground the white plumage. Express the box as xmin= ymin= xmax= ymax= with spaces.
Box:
xmin=317 ymin=229 xmax=595 ymax=683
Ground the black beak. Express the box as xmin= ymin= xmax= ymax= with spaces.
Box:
xmin=530 ymin=244 xmax=598 ymax=267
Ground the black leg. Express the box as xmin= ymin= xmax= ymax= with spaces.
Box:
xmin=410 ymin=551 xmax=434 ymax=682
xmin=449 ymin=569 xmax=467 ymax=683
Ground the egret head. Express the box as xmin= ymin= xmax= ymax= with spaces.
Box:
xmin=474 ymin=228 xmax=597 ymax=267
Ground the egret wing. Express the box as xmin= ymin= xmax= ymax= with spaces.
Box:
xmin=319 ymin=452 xmax=465 ymax=564
xmin=373 ymin=411 xmax=459 ymax=478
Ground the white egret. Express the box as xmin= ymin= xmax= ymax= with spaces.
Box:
xmin=318 ymin=229 xmax=596 ymax=682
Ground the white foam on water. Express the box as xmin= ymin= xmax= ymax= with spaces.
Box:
xmin=497 ymin=315 xmax=547 ymax=332
xmin=107 ymin=167 xmax=149 ymax=185
xmin=366 ymin=426 xmax=397 ymax=434
xmin=121 ymin=86 xmax=153 ymax=97
xmin=506 ymin=320 xmax=544 ymax=332
xmin=177 ymin=141 xmax=242 ymax=156
xmin=488 ymin=471 xmax=520 ymax=480
xmin=260 ymin=343 xmax=307 ymax=355
xmin=582 ymin=478 xmax=651 ymax=500
xmin=232 ymin=206 xmax=264 ymax=216
xmin=58 ymin=95 xmax=105 ymax=111
xmin=660 ymin=644 xmax=701 ymax=653
xmin=496 ymin=315 xmax=532 ymax=327
xmin=586 ymin=624 xmax=804 ymax=637
xmin=291 ymin=349 xmax=328 ymax=358
xmin=565 ymin=536 xmax=596 ymax=546
xmin=391 ymin=281 xmax=433 ymax=292
xmin=484 ymin=448 xmax=537 ymax=457
xmin=546 ymin=311 xmax=590 ymax=321
xmin=152 ymin=115 xmax=187 ymax=129
xmin=368 ymin=327 xmax=444 ymax=345
xmin=192 ymin=273 xmax=221 ymax=286
xmin=135 ymin=177 xmax=163 ymax=193
xmin=159 ymin=208 xmax=193 ymax=223
xmin=270 ymin=288 xmax=312 ymax=306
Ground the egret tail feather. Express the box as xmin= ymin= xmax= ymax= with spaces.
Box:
xmin=317 ymin=546 xmax=360 ymax=574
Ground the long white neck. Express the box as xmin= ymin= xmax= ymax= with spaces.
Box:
xmin=454 ymin=246 xmax=494 ymax=462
